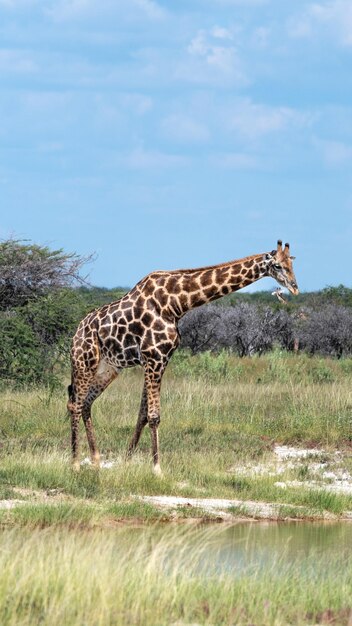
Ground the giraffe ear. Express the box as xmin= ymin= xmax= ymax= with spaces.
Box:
xmin=264 ymin=253 xmax=272 ymax=261
xmin=290 ymin=255 xmax=296 ymax=260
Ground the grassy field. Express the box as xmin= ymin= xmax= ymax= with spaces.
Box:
xmin=0 ymin=350 xmax=352 ymax=522
xmin=1 ymin=350 xmax=352 ymax=625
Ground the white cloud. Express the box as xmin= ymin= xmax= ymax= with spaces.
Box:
xmin=161 ymin=114 xmax=209 ymax=144
xmin=251 ymin=26 xmax=270 ymax=48
xmin=288 ymin=0 xmax=352 ymax=46
xmin=228 ymin=99 xmax=309 ymax=139
xmin=0 ymin=0 xmax=39 ymax=7
xmin=123 ymin=146 xmax=188 ymax=169
xmin=316 ymin=138 xmax=352 ymax=166
xmin=211 ymin=25 xmax=233 ymax=40
xmin=179 ymin=27 xmax=247 ymax=86
xmin=120 ymin=93 xmax=153 ymax=115
xmin=0 ymin=49 xmax=37 ymax=73
xmin=213 ymin=151 xmax=258 ymax=169
xmin=134 ymin=0 xmax=165 ymax=20
xmin=208 ymin=0 xmax=267 ymax=5
xmin=47 ymin=0 xmax=167 ymax=22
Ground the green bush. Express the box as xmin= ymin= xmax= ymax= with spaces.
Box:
xmin=0 ymin=290 xmax=83 ymax=389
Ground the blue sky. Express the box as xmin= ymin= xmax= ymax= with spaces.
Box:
xmin=1 ymin=0 xmax=351 ymax=292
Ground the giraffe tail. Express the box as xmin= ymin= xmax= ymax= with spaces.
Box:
xmin=67 ymin=382 xmax=76 ymax=403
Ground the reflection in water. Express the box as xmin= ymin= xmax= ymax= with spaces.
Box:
xmin=107 ymin=522 xmax=352 ymax=576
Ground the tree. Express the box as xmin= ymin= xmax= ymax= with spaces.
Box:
xmin=298 ymin=305 xmax=352 ymax=358
xmin=179 ymin=305 xmax=223 ymax=354
xmin=0 ymin=239 xmax=92 ymax=310
xmin=0 ymin=239 xmax=91 ymax=387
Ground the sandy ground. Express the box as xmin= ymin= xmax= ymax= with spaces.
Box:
xmin=234 ymin=445 xmax=352 ymax=496
xmin=1 ymin=446 xmax=352 ymax=520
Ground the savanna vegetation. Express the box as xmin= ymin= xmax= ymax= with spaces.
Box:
xmin=1 ymin=239 xmax=352 ymax=388
xmin=1 ymin=239 xmax=352 ymax=625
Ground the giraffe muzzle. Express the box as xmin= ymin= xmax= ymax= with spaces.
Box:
xmin=288 ymin=282 xmax=299 ymax=296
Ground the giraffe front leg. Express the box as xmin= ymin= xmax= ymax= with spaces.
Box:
xmin=127 ymin=384 xmax=148 ymax=457
xmin=82 ymin=402 xmax=100 ymax=469
xmin=150 ymin=417 xmax=162 ymax=476
xmin=70 ymin=412 xmax=81 ymax=472
xmin=144 ymin=362 xmax=165 ymax=476
xmin=67 ymin=383 xmax=82 ymax=471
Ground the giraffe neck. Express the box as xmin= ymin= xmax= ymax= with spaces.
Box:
xmin=163 ymin=253 xmax=268 ymax=319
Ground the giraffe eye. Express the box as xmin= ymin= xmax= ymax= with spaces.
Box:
xmin=273 ymin=263 xmax=281 ymax=270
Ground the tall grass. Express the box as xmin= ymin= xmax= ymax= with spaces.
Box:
xmin=1 ymin=352 xmax=352 ymax=515
xmin=0 ymin=526 xmax=351 ymax=625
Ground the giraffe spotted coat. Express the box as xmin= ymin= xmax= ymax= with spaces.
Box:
xmin=68 ymin=240 xmax=298 ymax=472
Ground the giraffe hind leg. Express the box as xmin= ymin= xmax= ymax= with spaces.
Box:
xmin=82 ymin=363 xmax=119 ymax=467
xmin=67 ymin=369 xmax=95 ymax=471
xmin=67 ymin=352 xmax=118 ymax=470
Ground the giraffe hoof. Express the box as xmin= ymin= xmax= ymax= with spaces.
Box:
xmin=92 ymin=454 xmax=101 ymax=469
xmin=153 ymin=463 xmax=163 ymax=477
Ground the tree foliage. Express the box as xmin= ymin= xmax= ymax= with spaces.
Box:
xmin=179 ymin=303 xmax=352 ymax=358
xmin=0 ymin=240 xmax=90 ymax=387
xmin=0 ymin=239 xmax=92 ymax=310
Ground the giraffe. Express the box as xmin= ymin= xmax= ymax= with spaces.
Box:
xmin=67 ymin=240 xmax=298 ymax=473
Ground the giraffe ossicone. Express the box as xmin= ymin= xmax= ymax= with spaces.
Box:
xmin=67 ymin=240 xmax=298 ymax=472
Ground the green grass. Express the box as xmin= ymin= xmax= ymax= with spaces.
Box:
xmin=0 ymin=526 xmax=351 ymax=625
xmin=1 ymin=353 xmax=352 ymax=625
xmin=1 ymin=351 xmax=352 ymax=522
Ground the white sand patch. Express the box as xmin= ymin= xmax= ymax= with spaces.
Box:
xmin=138 ymin=494 xmax=352 ymax=520
xmin=274 ymin=445 xmax=325 ymax=460
xmin=140 ymin=494 xmax=283 ymax=519
xmin=231 ymin=444 xmax=352 ymax=496
xmin=275 ymin=478 xmax=352 ymax=496
xmin=81 ymin=457 xmax=118 ymax=469
xmin=0 ymin=499 xmax=26 ymax=510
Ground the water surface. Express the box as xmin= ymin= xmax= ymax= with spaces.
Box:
xmin=109 ymin=521 xmax=352 ymax=575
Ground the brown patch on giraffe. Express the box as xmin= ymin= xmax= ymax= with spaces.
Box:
xmin=204 ymin=286 xmax=218 ymax=299
xmin=190 ymin=292 xmax=205 ymax=308
xmin=143 ymin=279 xmax=156 ymax=296
xmin=154 ymin=288 xmax=169 ymax=307
xmin=128 ymin=321 xmax=144 ymax=336
xmin=153 ymin=332 xmax=168 ymax=343
xmin=141 ymin=311 xmax=153 ymax=327
xmin=168 ymin=295 xmax=182 ymax=316
xmin=185 ymin=277 xmax=200 ymax=292
xmin=152 ymin=319 xmax=166 ymax=332
xmin=215 ymin=268 xmax=229 ymax=283
xmin=166 ymin=276 xmax=181 ymax=294
xmin=230 ymin=264 xmax=241 ymax=276
xmin=179 ymin=293 xmax=189 ymax=310
xmin=99 ymin=326 xmax=110 ymax=339
xmin=143 ymin=328 xmax=153 ymax=343
xmin=200 ymin=269 xmax=213 ymax=287
xmin=125 ymin=310 xmax=133 ymax=322
xmin=133 ymin=295 xmax=146 ymax=310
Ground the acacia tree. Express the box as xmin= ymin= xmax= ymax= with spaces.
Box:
xmin=0 ymin=239 xmax=92 ymax=310
xmin=0 ymin=239 xmax=92 ymax=387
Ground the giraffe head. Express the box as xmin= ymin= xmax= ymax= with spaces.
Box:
xmin=264 ymin=240 xmax=299 ymax=295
